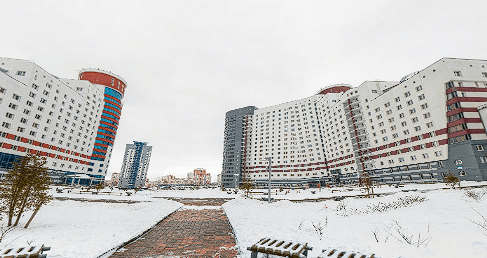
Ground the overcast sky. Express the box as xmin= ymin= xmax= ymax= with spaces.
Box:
xmin=1 ymin=0 xmax=486 ymax=180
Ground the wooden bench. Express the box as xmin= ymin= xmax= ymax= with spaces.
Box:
xmin=247 ymin=237 xmax=312 ymax=258
xmin=318 ymin=247 xmax=377 ymax=258
xmin=0 ymin=245 xmax=50 ymax=258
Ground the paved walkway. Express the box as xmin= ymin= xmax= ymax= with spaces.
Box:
xmin=109 ymin=198 xmax=238 ymax=258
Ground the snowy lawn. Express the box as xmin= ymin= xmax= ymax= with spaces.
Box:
xmin=224 ymin=186 xmax=487 ymax=258
xmin=0 ymin=187 xmax=183 ymax=258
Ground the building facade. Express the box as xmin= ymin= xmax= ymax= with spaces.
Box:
xmin=224 ymin=58 xmax=487 ymax=187
xmin=221 ymin=106 xmax=257 ymax=188
xmin=118 ymin=141 xmax=152 ymax=189
xmin=187 ymin=168 xmax=211 ymax=185
xmin=0 ymin=57 xmax=126 ymax=184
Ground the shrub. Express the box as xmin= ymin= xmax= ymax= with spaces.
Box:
xmin=464 ymin=188 xmax=487 ymax=202
xmin=336 ymin=195 xmax=428 ymax=216
xmin=444 ymin=173 xmax=460 ymax=188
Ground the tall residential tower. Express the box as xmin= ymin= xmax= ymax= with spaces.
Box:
xmin=0 ymin=57 xmax=126 ymax=184
xmin=118 ymin=141 xmax=152 ymax=189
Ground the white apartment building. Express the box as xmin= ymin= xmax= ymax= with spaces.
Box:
xmin=118 ymin=141 xmax=152 ymax=189
xmin=230 ymin=58 xmax=487 ymax=187
xmin=0 ymin=57 xmax=127 ymax=184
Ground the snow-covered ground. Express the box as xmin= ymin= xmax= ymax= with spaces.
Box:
xmin=0 ymin=188 xmax=184 ymax=258
xmin=1 ymin=183 xmax=486 ymax=258
xmin=224 ymin=183 xmax=487 ymax=258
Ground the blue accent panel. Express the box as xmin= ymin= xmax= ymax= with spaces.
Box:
xmin=0 ymin=152 xmax=22 ymax=170
xmin=105 ymin=87 xmax=122 ymax=100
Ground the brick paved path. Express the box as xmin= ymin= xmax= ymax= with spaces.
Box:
xmin=109 ymin=199 xmax=238 ymax=258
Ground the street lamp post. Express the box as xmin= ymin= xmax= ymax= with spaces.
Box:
xmin=233 ymin=174 xmax=239 ymax=189
xmin=260 ymin=157 xmax=272 ymax=203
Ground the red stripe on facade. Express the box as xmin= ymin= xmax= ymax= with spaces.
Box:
xmin=447 ymin=118 xmax=483 ymax=127
xmin=446 ymin=87 xmax=487 ymax=95
xmin=446 ymin=107 xmax=479 ymax=116
xmin=447 ymin=97 xmax=487 ymax=105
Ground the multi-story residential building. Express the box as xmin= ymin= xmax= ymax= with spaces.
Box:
xmin=118 ymin=141 xmax=152 ymax=189
xmin=222 ymin=106 xmax=257 ymax=188
xmin=187 ymin=168 xmax=211 ymax=185
xmin=224 ymin=58 xmax=487 ymax=187
xmin=0 ymin=57 xmax=127 ymax=185
xmin=108 ymin=172 xmax=120 ymax=187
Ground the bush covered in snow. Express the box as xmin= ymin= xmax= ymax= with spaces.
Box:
xmin=336 ymin=195 xmax=428 ymax=216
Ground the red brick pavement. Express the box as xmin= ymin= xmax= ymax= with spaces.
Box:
xmin=109 ymin=207 xmax=238 ymax=258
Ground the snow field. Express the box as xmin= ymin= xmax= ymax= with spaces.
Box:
xmin=223 ymin=187 xmax=487 ymax=258
xmin=0 ymin=190 xmax=183 ymax=258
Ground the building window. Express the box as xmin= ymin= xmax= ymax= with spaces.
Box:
xmin=418 ymin=94 xmax=425 ymax=100
xmin=416 ymin=85 xmax=423 ymax=91
xmin=424 ymin=112 xmax=431 ymax=118
xmin=476 ymin=145 xmax=484 ymax=151
xmin=407 ymin=100 xmax=414 ymax=105
xmin=453 ymin=71 xmax=462 ymax=76
xmin=2 ymin=122 xmax=11 ymax=128
xmin=16 ymin=71 xmax=26 ymax=76
xmin=410 ymin=108 xmax=416 ymax=114
xmin=480 ymin=156 xmax=487 ymax=163
xmin=482 ymin=72 xmax=487 ymax=78
xmin=421 ymin=103 xmax=428 ymax=109
xmin=414 ymin=126 xmax=421 ymax=131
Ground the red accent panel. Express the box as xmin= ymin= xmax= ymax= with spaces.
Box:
xmin=318 ymin=86 xmax=352 ymax=95
xmin=105 ymin=99 xmax=122 ymax=110
xmin=447 ymin=118 xmax=483 ymax=127
xmin=413 ymin=145 xmax=421 ymax=151
xmin=402 ymin=148 xmax=409 ymax=153
xmin=20 ymin=137 xmax=28 ymax=143
xmin=426 ymin=142 xmax=433 ymax=148
xmin=30 ymin=149 xmax=37 ymax=154
xmin=411 ymin=136 xmax=418 ymax=142
xmin=448 ymin=128 xmax=486 ymax=138
xmin=447 ymin=97 xmax=487 ymax=105
xmin=423 ymin=133 xmax=430 ymax=139
xmin=436 ymin=128 xmax=448 ymax=135
xmin=17 ymin=147 xmax=26 ymax=152
xmin=446 ymin=87 xmax=487 ymax=94
xmin=439 ymin=139 xmax=448 ymax=145
xmin=101 ymin=115 xmax=119 ymax=125
xmin=79 ymin=71 xmax=126 ymax=96
xmin=6 ymin=134 xmax=14 ymax=140
xmin=446 ymin=107 xmax=479 ymax=116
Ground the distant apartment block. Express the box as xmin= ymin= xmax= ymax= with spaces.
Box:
xmin=0 ymin=57 xmax=127 ymax=185
xmin=223 ymin=58 xmax=487 ymax=187
xmin=187 ymin=168 xmax=211 ymax=185
xmin=118 ymin=141 xmax=152 ymax=189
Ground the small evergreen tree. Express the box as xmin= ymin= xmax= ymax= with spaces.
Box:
xmin=240 ymin=179 xmax=253 ymax=198
xmin=95 ymin=183 xmax=104 ymax=193
xmin=445 ymin=172 xmax=460 ymax=188
xmin=0 ymin=154 xmax=52 ymax=227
